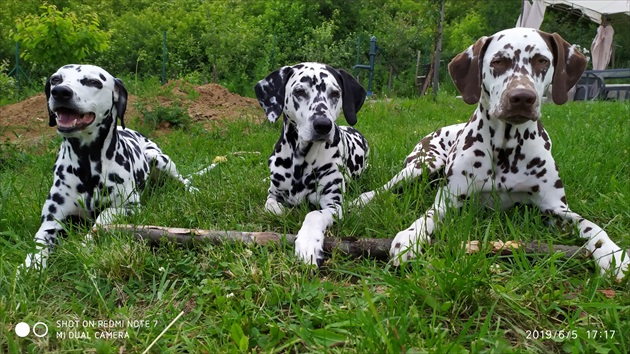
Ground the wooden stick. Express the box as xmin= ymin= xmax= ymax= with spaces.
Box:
xmin=99 ymin=224 xmax=616 ymax=261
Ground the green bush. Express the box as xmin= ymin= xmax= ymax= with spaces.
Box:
xmin=11 ymin=4 xmax=110 ymax=78
xmin=0 ymin=60 xmax=17 ymax=105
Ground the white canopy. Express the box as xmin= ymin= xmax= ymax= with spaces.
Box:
xmin=542 ymin=0 xmax=630 ymax=24
xmin=517 ymin=0 xmax=630 ymax=70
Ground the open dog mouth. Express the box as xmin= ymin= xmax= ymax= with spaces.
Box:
xmin=501 ymin=114 xmax=535 ymax=124
xmin=55 ymin=107 xmax=96 ymax=132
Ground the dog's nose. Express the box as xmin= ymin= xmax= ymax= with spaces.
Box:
xmin=313 ymin=117 xmax=332 ymax=135
xmin=51 ymin=85 xmax=74 ymax=102
xmin=508 ymin=89 xmax=536 ymax=109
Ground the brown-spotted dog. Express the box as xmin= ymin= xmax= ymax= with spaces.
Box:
xmin=353 ymin=28 xmax=628 ymax=280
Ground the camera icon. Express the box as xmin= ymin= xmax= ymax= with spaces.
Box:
xmin=15 ymin=322 xmax=48 ymax=338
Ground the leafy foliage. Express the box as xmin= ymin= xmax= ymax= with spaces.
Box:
xmin=0 ymin=0 xmax=628 ymax=98
xmin=11 ymin=4 xmax=111 ymax=78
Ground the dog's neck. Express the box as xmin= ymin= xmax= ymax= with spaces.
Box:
xmin=60 ymin=111 xmax=119 ymax=181
xmin=473 ymin=104 xmax=542 ymax=150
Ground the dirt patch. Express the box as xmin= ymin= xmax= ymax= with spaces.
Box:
xmin=0 ymin=81 xmax=265 ymax=146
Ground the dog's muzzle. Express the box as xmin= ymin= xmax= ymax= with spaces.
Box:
xmin=53 ymin=107 xmax=96 ymax=132
xmin=310 ymin=116 xmax=334 ymax=142
xmin=50 ymin=85 xmax=96 ymax=132
xmin=497 ymin=88 xmax=539 ymax=124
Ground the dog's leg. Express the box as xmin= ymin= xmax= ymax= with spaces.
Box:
xmin=23 ymin=224 xmax=63 ymax=270
xmin=295 ymin=191 xmax=345 ymax=266
xmin=145 ymin=147 xmax=197 ymax=193
xmin=352 ymin=129 xmax=454 ymax=208
xmin=535 ymin=189 xmax=629 ymax=280
xmin=554 ymin=210 xmax=629 ymax=280
xmin=390 ymin=186 xmax=461 ymax=266
xmin=294 ymin=204 xmax=341 ymax=266
xmin=352 ymin=164 xmax=426 ymax=207
xmin=84 ymin=204 xmax=137 ymax=243
xmin=23 ymin=189 xmax=84 ymax=270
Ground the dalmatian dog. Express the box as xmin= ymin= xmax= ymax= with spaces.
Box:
xmin=22 ymin=64 xmax=199 ymax=270
xmin=254 ymin=63 xmax=368 ymax=266
xmin=353 ymin=28 xmax=629 ymax=280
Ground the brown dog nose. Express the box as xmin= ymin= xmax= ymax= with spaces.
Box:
xmin=508 ymin=89 xmax=536 ymax=109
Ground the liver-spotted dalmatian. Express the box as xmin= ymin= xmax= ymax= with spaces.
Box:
xmin=353 ymin=28 xmax=629 ymax=280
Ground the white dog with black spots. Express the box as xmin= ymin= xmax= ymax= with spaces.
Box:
xmin=255 ymin=62 xmax=368 ymax=266
xmin=23 ymin=64 xmax=199 ymax=270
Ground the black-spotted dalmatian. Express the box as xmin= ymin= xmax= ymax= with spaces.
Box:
xmin=353 ymin=28 xmax=629 ymax=280
xmin=23 ymin=64 xmax=199 ymax=270
xmin=254 ymin=62 xmax=368 ymax=266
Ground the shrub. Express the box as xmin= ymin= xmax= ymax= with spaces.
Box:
xmin=11 ymin=4 xmax=110 ymax=78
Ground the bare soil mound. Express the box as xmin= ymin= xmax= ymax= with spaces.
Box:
xmin=0 ymin=81 xmax=264 ymax=146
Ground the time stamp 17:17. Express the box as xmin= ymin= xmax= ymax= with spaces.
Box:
xmin=525 ymin=329 xmax=616 ymax=341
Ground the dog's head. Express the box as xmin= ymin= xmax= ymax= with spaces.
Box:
xmin=448 ymin=28 xmax=587 ymax=124
xmin=45 ymin=64 xmax=128 ymax=136
xmin=254 ymin=62 xmax=366 ymax=143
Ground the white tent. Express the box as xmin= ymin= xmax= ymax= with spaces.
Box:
xmin=517 ymin=0 xmax=630 ymax=70
xmin=542 ymin=0 xmax=630 ymax=24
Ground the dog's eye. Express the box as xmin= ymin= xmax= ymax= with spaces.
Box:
xmin=80 ymin=77 xmax=103 ymax=89
xmin=293 ymin=88 xmax=308 ymax=98
xmin=329 ymin=90 xmax=341 ymax=100
xmin=490 ymin=58 xmax=506 ymax=67
xmin=50 ymin=76 xmax=62 ymax=85
xmin=537 ymin=58 xmax=550 ymax=66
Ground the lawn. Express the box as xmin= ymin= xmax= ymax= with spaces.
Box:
xmin=1 ymin=93 xmax=628 ymax=353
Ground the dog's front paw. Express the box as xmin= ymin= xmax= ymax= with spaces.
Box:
xmin=611 ymin=252 xmax=630 ymax=282
xmin=265 ymin=198 xmax=285 ymax=215
xmin=21 ymin=249 xmax=49 ymax=272
xmin=294 ymin=229 xmax=324 ymax=266
xmin=351 ymin=191 xmax=376 ymax=208
xmin=390 ymin=226 xmax=428 ymax=266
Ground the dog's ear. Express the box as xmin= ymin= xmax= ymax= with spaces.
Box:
xmin=114 ymin=78 xmax=128 ymax=129
xmin=448 ymin=36 xmax=492 ymax=105
xmin=254 ymin=66 xmax=294 ymax=123
xmin=539 ymin=31 xmax=587 ymax=105
xmin=45 ymin=78 xmax=57 ymax=127
xmin=330 ymin=68 xmax=366 ymax=126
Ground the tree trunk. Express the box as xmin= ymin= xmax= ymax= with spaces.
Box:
xmin=432 ymin=0 xmax=445 ymax=99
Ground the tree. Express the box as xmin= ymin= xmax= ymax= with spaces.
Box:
xmin=11 ymin=4 xmax=110 ymax=78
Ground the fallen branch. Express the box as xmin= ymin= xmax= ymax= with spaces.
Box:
xmin=99 ymin=224 xmax=616 ymax=261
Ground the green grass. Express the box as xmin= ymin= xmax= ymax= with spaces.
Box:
xmin=1 ymin=95 xmax=629 ymax=353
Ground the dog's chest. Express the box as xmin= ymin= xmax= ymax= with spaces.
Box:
xmin=450 ymin=120 xmax=554 ymax=194
xmin=270 ymin=142 xmax=344 ymax=205
xmin=55 ymin=137 xmax=148 ymax=211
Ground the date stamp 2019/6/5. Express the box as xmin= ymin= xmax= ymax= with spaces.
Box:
xmin=526 ymin=330 xmax=578 ymax=341
xmin=525 ymin=329 xmax=616 ymax=341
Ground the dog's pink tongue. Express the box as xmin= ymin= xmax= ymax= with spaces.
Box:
xmin=57 ymin=111 xmax=81 ymax=125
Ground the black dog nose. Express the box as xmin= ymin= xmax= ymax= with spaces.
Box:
xmin=508 ymin=88 xmax=536 ymax=109
xmin=51 ymin=85 xmax=74 ymax=101
xmin=312 ymin=117 xmax=332 ymax=135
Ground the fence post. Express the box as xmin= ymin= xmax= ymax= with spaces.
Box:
xmin=8 ymin=28 xmax=30 ymax=93
xmin=367 ymin=36 xmax=376 ymax=97
xmin=353 ymin=36 xmax=377 ymax=97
